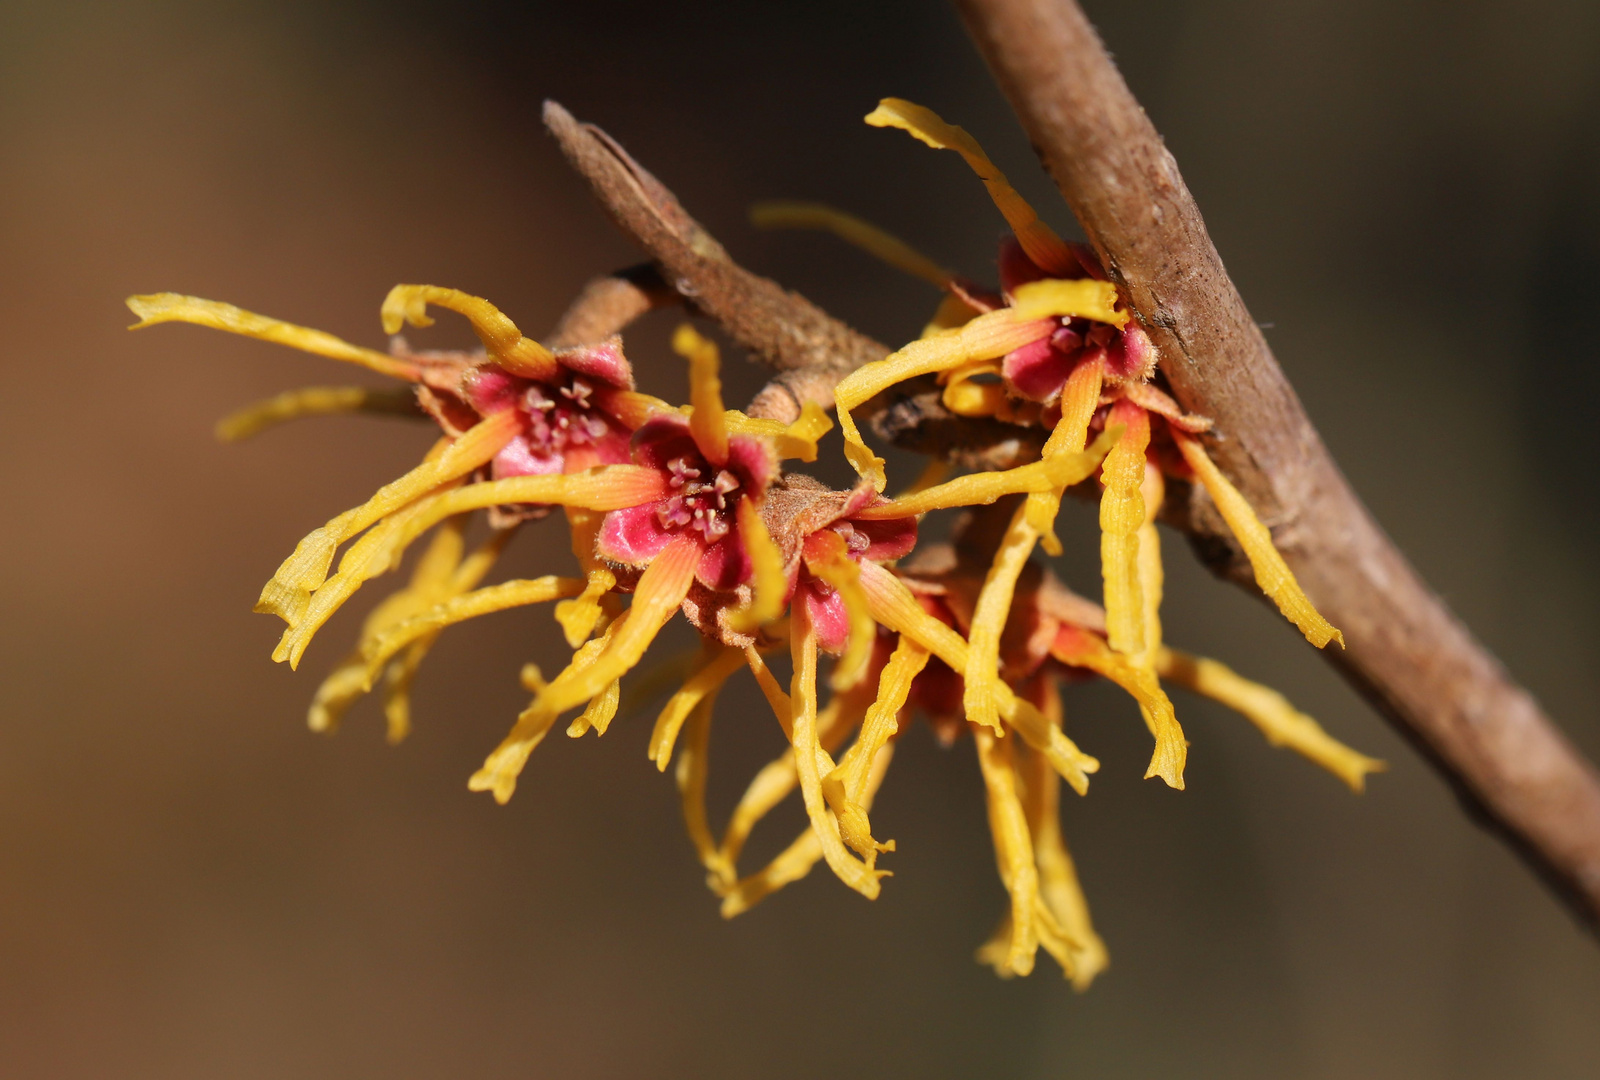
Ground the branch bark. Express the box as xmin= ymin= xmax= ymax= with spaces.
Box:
xmin=957 ymin=0 xmax=1600 ymax=930
xmin=542 ymin=101 xmax=888 ymax=420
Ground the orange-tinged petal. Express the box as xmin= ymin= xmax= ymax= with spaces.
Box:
xmin=715 ymin=692 xmax=866 ymax=886
xmin=1155 ymin=647 xmax=1383 ymax=791
xmin=726 ymin=401 xmax=833 ymax=463
xmin=648 ymin=644 xmax=745 ymax=771
xmin=865 ymin=98 xmax=1077 ymax=276
xmin=380 ymin=284 xmax=557 ymax=380
xmin=672 ymin=323 xmax=730 ymax=466
xmin=1052 ymin=627 xmax=1186 ymax=788
xmin=718 ymin=741 xmax=894 ymax=919
xmin=750 ymin=200 xmax=951 ymax=286
xmin=743 ymin=646 xmax=794 ymax=739
xmin=835 ymin=307 xmax=1055 ymax=490
xmin=857 ymin=562 xmax=1099 ymax=790
xmin=974 ymin=727 xmax=1041 ymax=976
xmin=854 ymin=429 xmax=1112 ymax=521
xmin=787 ymin=603 xmax=885 ymax=899
xmin=469 ymin=535 xmax=699 ymax=804
xmin=727 ymin=500 xmax=787 ymax=634
xmin=126 ymin=293 xmax=421 ymax=381
xmin=358 ymin=576 xmax=583 ymax=688
xmin=1174 ymin=431 xmax=1344 ymax=649
xmin=257 ymin=410 xmax=519 ymax=629
xmin=822 ymin=634 xmax=926 ymax=858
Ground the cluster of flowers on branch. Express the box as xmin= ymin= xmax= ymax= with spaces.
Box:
xmin=129 ymin=99 xmax=1380 ymax=985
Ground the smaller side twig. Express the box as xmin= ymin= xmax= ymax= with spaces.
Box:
xmin=544 ymin=263 xmax=676 ymax=349
xmin=542 ymin=100 xmax=889 ymax=420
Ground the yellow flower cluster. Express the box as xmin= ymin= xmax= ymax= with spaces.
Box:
xmin=128 ymin=98 xmax=1382 ymax=986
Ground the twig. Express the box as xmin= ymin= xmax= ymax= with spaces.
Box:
xmin=542 ymin=101 xmax=889 ymax=420
xmin=956 ymin=0 xmax=1600 ymax=930
xmin=544 ymin=263 xmax=676 ymax=349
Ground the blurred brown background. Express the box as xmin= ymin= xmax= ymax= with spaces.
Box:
xmin=2 ymin=0 xmax=1598 ymax=1076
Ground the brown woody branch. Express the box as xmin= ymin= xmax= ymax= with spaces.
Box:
xmin=956 ymin=0 xmax=1600 ymax=930
xmin=542 ymin=101 xmax=889 ymax=420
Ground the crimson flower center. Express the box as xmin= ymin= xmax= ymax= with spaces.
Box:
xmin=655 ymin=457 xmax=741 ymax=544
xmin=522 ymin=377 xmax=612 ymax=455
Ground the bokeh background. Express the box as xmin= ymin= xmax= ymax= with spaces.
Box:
xmin=2 ymin=1 xmax=1598 ymax=1076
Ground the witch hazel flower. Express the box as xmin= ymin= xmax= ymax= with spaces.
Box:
xmin=775 ymin=98 xmax=1341 ymax=789
xmin=125 ymin=285 xmax=695 ymax=733
xmin=886 ymin=533 xmax=1382 ymax=984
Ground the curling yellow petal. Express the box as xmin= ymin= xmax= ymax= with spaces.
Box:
xmin=922 ymin=292 xmax=982 ymax=338
xmin=715 ymin=693 xmax=866 ymax=885
xmin=835 ymin=307 xmax=1055 ymax=490
xmin=857 ymin=561 xmax=1100 ymax=790
xmin=577 ymin=678 xmax=622 ymax=736
xmin=854 ymin=428 xmax=1113 ymax=521
xmin=648 ymin=645 xmax=745 ymax=771
xmin=800 ymin=530 xmax=876 ymax=691
xmin=358 ymin=576 xmax=583 ymax=688
xmin=1156 ymin=647 xmax=1384 ymax=791
xmin=1099 ymin=403 xmax=1150 ymax=658
xmin=671 ymin=323 xmax=731 ymax=466
xmin=725 ymin=402 xmax=833 ymax=463
xmin=675 ymin=694 xmax=721 ymax=874
xmin=941 ymin=365 xmax=1009 ymax=417
xmin=865 ymin=98 xmax=1077 ymax=276
xmin=963 ymin=503 xmax=1037 ymax=733
xmin=787 ymin=605 xmax=885 ymax=900
xmin=380 ymin=284 xmax=556 ymax=379
xmin=726 ymin=501 xmax=787 ymax=635
xmin=941 ymin=424 xmax=1120 ymax=731
xmin=288 ymin=465 xmax=667 ymax=638
xmin=750 ymin=200 xmax=951 ymax=286
xmin=306 ymin=517 xmax=466 ymax=734
xmin=718 ymin=740 xmax=894 ymax=919
xmin=1022 ymin=690 xmax=1110 ymax=988
xmin=126 ymin=293 xmax=421 ymax=381
xmin=974 ymin=727 xmax=1041 ymax=976
xmin=215 ymin=385 xmax=419 ymax=442
xmin=469 ymin=536 xmax=698 ymax=803
xmin=274 ymin=483 xmax=463 ymax=669
xmin=822 ymin=635 xmax=927 ymax=859
xmin=1174 ymin=432 xmax=1344 ymax=649
xmin=523 ymin=536 xmax=696 ymax=723
xmin=1052 ymin=629 xmax=1186 ymax=788
xmin=554 ymin=566 xmax=617 ymax=649
xmin=1010 ymin=279 xmax=1127 ymax=329
xmin=257 ymin=411 xmax=519 ymax=628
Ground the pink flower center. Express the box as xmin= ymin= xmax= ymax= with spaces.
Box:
xmin=522 ymin=376 xmax=614 ymax=456
xmin=654 ymin=457 xmax=741 ymax=544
